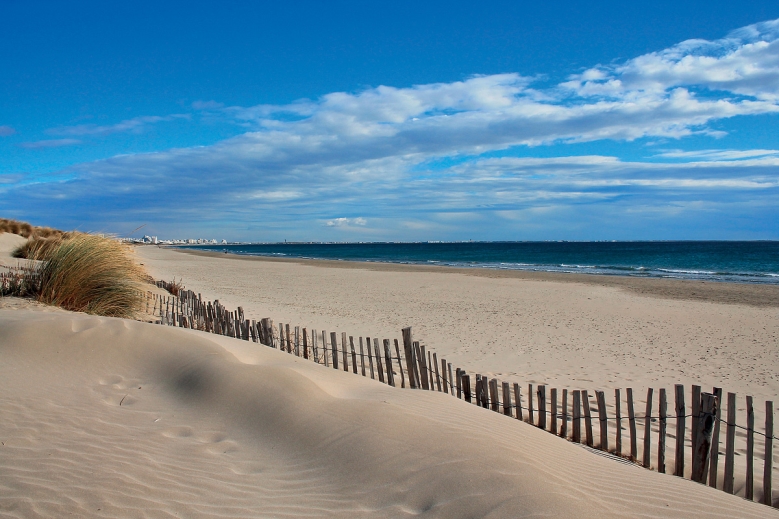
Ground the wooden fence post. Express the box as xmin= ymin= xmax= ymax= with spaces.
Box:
xmin=659 ymin=388 xmax=667 ymax=474
xmin=723 ymin=392 xmax=736 ymax=493
xmin=691 ymin=392 xmax=717 ymax=484
xmin=279 ymin=323 xmax=285 ymax=351
xmin=433 ymin=353 xmax=442 ymax=391
xmin=374 ymin=338 xmax=385 ymax=383
xmin=322 ymin=331 xmax=330 ymax=367
xmin=582 ymin=390 xmax=594 ymax=447
xmin=330 ymin=332 xmax=339 ymax=370
xmin=401 ymin=327 xmax=418 ymax=389
xmin=448 ymin=363 xmax=454 ymax=396
xmin=675 ymin=384 xmax=686 ymax=477
xmin=359 ymin=337 xmax=366 ymax=376
xmin=294 ymin=326 xmax=300 ymax=356
xmin=573 ymin=390 xmax=581 ymax=443
xmin=709 ymin=387 xmax=723 ymax=488
xmin=489 ymin=379 xmax=500 ymax=412
xmin=302 ymin=328 xmax=309 ymax=359
xmin=286 ymin=324 xmax=292 ymax=355
xmin=503 ymin=382 xmax=512 ymax=416
xmin=427 ymin=351 xmax=435 ymax=390
xmin=550 ymin=388 xmax=558 ymax=435
xmin=367 ymin=337 xmax=375 ymax=379
xmin=615 ymin=388 xmax=622 ymax=456
xmin=342 ymin=332 xmax=349 ymax=372
xmin=643 ymin=388 xmax=654 ymax=468
xmin=538 ymin=385 xmax=547 ymax=430
xmin=596 ymin=390 xmax=608 ymax=451
xmin=561 ymin=389 xmax=568 ymax=438
xmin=627 ymin=388 xmax=638 ymax=462
xmin=746 ymin=395 xmax=754 ymax=500
xmin=528 ymin=384 xmax=535 ymax=425
xmin=462 ymin=374 xmax=472 ymax=403
xmin=383 ymin=339 xmax=394 ymax=386
xmin=394 ymin=340 xmax=406 ymax=388
xmin=692 ymin=385 xmax=701 ymax=460
xmin=417 ymin=344 xmax=429 ymax=390
xmin=456 ymin=369 xmax=463 ymax=399
xmin=441 ymin=358 xmax=448 ymax=393
xmin=514 ymin=383 xmax=523 ymax=421
xmin=350 ymin=336 xmax=358 ymax=374
xmin=764 ymin=400 xmax=773 ymax=506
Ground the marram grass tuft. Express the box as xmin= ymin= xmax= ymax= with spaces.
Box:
xmin=32 ymin=234 xmax=147 ymax=318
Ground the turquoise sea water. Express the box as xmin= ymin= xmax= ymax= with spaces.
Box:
xmin=184 ymin=241 xmax=779 ymax=285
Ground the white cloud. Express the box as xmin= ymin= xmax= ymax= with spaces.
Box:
xmin=655 ymin=149 xmax=779 ymax=160
xmin=0 ymin=125 xmax=15 ymax=137
xmin=47 ymin=114 xmax=190 ymax=136
xmin=326 ymin=217 xmax=367 ymax=227
xmin=19 ymin=138 xmax=81 ymax=149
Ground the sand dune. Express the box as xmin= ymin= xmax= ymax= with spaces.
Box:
xmin=1 ymin=304 xmax=775 ymax=518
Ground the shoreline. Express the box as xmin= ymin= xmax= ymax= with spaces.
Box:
xmin=175 ymin=247 xmax=779 ymax=308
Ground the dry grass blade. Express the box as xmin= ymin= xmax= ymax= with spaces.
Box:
xmin=12 ymin=234 xmax=71 ymax=259
xmin=33 ymin=234 xmax=147 ymax=318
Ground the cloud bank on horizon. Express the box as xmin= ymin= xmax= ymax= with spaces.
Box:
xmin=2 ymin=18 xmax=779 ymax=240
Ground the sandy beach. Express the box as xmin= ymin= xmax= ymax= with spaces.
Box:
xmin=2 ymin=237 xmax=778 ymax=517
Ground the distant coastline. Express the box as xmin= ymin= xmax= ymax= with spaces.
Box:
xmin=177 ymin=240 xmax=779 ymax=286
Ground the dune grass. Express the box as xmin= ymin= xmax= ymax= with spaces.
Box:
xmin=12 ymin=234 xmax=73 ymax=259
xmin=0 ymin=218 xmax=66 ymax=239
xmin=29 ymin=234 xmax=148 ymax=318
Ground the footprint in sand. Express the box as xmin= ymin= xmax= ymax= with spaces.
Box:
xmin=162 ymin=426 xmax=194 ymax=438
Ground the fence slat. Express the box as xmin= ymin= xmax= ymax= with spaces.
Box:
xmin=322 ymin=331 xmax=329 ymax=367
xmin=433 ymin=353 xmax=442 ymax=392
xmin=342 ymin=332 xmax=349 ymax=372
xmin=302 ymin=328 xmax=309 ymax=359
xmin=691 ymin=385 xmax=701 ymax=462
xmin=538 ymin=385 xmax=547 ymax=430
xmin=448 ymin=363 xmax=454 ymax=396
xmin=427 ymin=351 xmax=435 ymax=390
xmin=628 ymin=388 xmax=638 ymax=462
xmin=691 ymin=392 xmax=717 ymax=484
xmin=294 ymin=326 xmax=300 ymax=356
xmin=383 ymin=339 xmax=394 ymax=386
xmin=582 ymin=390 xmax=594 ymax=447
xmin=329 ymin=332 xmax=338 ymax=369
xmin=395 ymin=339 xmax=406 ymax=388
xmin=572 ymin=390 xmax=581 ymax=443
xmin=675 ymin=384 xmax=686 ymax=477
xmin=528 ymin=384 xmax=534 ymax=425
xmin=615 ymin=388 xmax=622 ymax=456
xmin=643 ymin=388 xmax=653 ymax=468
xmin=503 ymin=382 xmax=512 ymax=416
xmin=596 ymin=390 xmax=608 ymax=451
xmin=374 ymin=338 xmax=385 ymax=383
xmin=359 ymin=337 xmax=366 ymax=376
xmin=286 ymin=324 xmax=292 ymax=355
xmin=561 ymin=389 xmax=568 ymax=438
xmin=764 ymin=400 xmax=773 ymax=506
xmin=746 ymin=395 xmax=754 ymax=500
xmin=462 ymin=374 xmax=472 ymax=403
xmin=659 ymin=388 xmax=667 ymax=474
xmin=490 ymin=379 xmax=499 ymax=412
xmin=441 ymin=358 xmax=448 ymax=393
xmin=367 ymin=337 xmax=375 ymax=378
xmin=709 ymin=387 xmax=723 ymax=488
xmin=456 ymin=369 xmax=463 ymax=399
xmin=723 ymin=392 xmax=736 ymax=493
xmin=417 ymin=344 xmax=429 ymax=390
xmin=550 ymin=388 xmax=558 ymax=435
xmin=350 ymin=336 xmax=358 ymax=374
xmin=401 ymin=327 xmax=417 ymax=389
xmin=514 ymin=383 xmax=523 ymax=421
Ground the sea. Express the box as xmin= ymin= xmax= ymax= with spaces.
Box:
xmin=183 ymin=241 xmax=779 ymax=285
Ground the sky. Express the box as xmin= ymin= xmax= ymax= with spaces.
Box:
xmin=2 ymin=1 xmax=779 ymax=241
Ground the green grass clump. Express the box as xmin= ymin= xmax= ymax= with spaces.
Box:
xmin=32 ymin=234 xmax=147 ymax=318
xmin=12 ymin=234 xmax=74 ymax=259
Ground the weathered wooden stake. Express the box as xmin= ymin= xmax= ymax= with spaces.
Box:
xmin=302 ymin=328 xmax=309 ymax=359
xmin=395 ymin=340 xmax=405 ymax=388
xmin=596 ymin=390 xmax=608 ymax=451
xmin=350 ymin=336 xmax=358 ymax=374
xmin=528 ymin=384 xmax=535 ymax=425
xmin=550 ymin=388 xmax=558 ymax=435
xmin=401 ymin=328 xmax=417 ymax=389
xmin=746 ymin=395 xmax=755 ymax=499
xmin=691 ymin=392 xmax=717 ymax=484
xmin=572 ymin=390 xmax=581 ymax=443
xmin=383 ymin=339 xmax=394 ymax=386
xmin=427 ymin=351 xmax=435 ymax=390
xmin=723 ymin=392 xmax=736 ymax=494
xmin=582 ymin=390 xmax=594 ymax=447
xmin=561 ymin=389 xmax=568 ymax=438
xmin=537 ymin=385 xmax=547 ymax=430
xmin=503 ymin=382 xmax=512 ymax=416
xmin=615 ymin=388 xmax=622 ymax=456
xmin=489 ymin=379 xmax=500 ymax=412
xmin=374 ymin=338 xmax=385 ymax=383
xmin=342 ymin=332 xmax=349 ymax=372
xmin=691 ymin=385 xmax=701 ymax=460
xmin=643 ymin=388 xmax=653 ymax=468
xmin=330 ymin=332 xmax=339 ymax=370
xmin=432 ymin=353 xmax=442 ymax=391
xmin=322 ymin=330 xmax=330 ymax=367
xmin=294 ymin=326 xmax=300 ymax=356
xmin=709 ymin=387 xmax=723 ymax=488
xmin=367 ymin=337 xmax=375 ymax=379
xmin=359 ymin=337 xmax=366 ymax=376
xmin=513 ymin=383 xmax=523 ymax=420
xmin=448 ymin=363 xmax=454 ymax=396
xmin=627 ymin=388 xmax=638 ymax=462
xmin=764 ymin=400 xmax=773 ymax=506
xmin=418 ymin=344 xmax=429 ymax=390
xmin=456 ymin=369 xmax=463 ymax=399
xmin=462 ymin=374 xmax=472 ymax=403
xmin=675 ymin=384 xmax=686 ymax=477
xmin=659 ymin=388 xmax=667 ymax=474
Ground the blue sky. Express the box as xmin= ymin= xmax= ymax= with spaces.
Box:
xmin=2 ymin=1 xmax=779 ymax=241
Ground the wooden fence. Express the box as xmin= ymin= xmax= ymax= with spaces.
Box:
xmin=141 ymin=284 xmax=776 ymax=508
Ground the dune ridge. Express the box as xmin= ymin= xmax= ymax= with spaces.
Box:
xmin=1 ymin=305 xmax=776 ymax=518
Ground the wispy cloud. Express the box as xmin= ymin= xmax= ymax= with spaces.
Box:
xmin=0 ymin=125 xmax=15 ymax=136
xmin=19 ymin=138 xmax=82 ymax=149
xmin=4 ymin=18 xmax=779 ymax=239
xmin=47 ymin=114 xmax=190 ymax=137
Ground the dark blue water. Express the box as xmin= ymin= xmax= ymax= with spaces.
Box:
xmin=184 ymin=242 xmax=779 ymax=284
